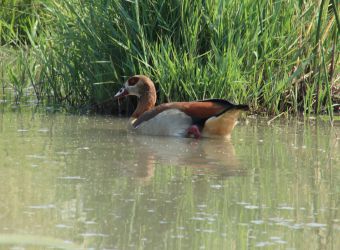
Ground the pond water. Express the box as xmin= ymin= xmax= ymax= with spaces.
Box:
xmin=0 ymin=110 xmax=339 ymax=249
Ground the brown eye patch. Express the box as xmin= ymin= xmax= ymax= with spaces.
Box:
xmin=128 ymin=76 xmax=139 ymax=86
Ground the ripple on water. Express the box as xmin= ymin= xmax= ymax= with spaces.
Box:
xmin=305 ymin=222 xmax=327 ymax=228
xmin=270 ymin=236 xmax=287 ymax=244
xmin=236 ymin=201 xmax=249 ymax=205
xmin=277 ymin=204 xmax=295 ymax=210
xmin=28 ymin=204 xmax=55 ymax=209
xmin=17 ymin=129 xmax=29 ymax=132
xmin=251 ymin=220 xmax=264 ymax=225
xmin=195 ymin=229 xmax=216 ymax=234
xmin=171 ymin=234 xmax=185 ymax=239
xmin=237 ymin=201 xmax=268 ymax=210
xmin=57 ymin=176 xmax=86 ymax=180
xmin=55 ymin=224 xmax=72 ymax=229
xmin=77 ymin=146 xmax=90 ymax=150
xmin=288 ymin=223 xmax=304 ymax=230
xmin=85 ymin=221 xmax=97 ymax=225
xmin=80 ymin=233 xmax=108 ymax=237
xmin=38 ymin=128 xmax=49 ymax=132
xmin=210 ymin=184 xmax=222 ymax=189
xmin=268 ymin=217 xmax=297 ymax=228
xmin=191 ymin=217 xmax=205 ymax=221
xmin=10 ymin=247 xmax=25 ymax=250
xmin=256 ymin=236 xmax=287 ymax=248
xmin=255 ymin=241 xmax=273 ymax=247
xmin=244 ymin=205 xmax=259 ymax=209
xmin=56 ymin=151 xmax=70 ymax=155
xmin=26 ymin=154 xmax=46 ymax=159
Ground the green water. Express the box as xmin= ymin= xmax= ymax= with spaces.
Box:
xmin=0 ymin=111 xmax=339 ymax=249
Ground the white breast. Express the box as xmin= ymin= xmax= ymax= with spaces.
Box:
xmin=131 ymin=109 xmax=192 ymax=137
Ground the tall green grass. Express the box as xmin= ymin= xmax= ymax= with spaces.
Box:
xmin=0 ymin=0 xmax=339 ymax=115
xmin=0 ymin=0 xmax=46 ymax=46
xmin=0 ymin=0 xmax=49 ymax=104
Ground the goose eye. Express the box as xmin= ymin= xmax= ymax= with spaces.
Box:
xmin=114 ymin=87 xmax=129 ymax=99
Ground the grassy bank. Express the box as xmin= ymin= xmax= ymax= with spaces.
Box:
xmin=0 ymin=0 xmax=339 ymax=116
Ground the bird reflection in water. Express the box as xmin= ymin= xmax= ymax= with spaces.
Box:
xmin=125 ymin=135 xmax=247 ymax=183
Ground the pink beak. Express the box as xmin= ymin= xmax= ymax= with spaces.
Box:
xmin=114 ymin=87 xmax=129 ymax=99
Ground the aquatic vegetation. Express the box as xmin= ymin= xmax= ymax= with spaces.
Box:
xmin=0 ymin=0 xmax=339 ymax=115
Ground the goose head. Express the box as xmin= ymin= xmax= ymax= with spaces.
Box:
xmin=114 ymin=75 xmax=157 ymax=118
xmin=114 ymin=75 xmax=156 ymax=99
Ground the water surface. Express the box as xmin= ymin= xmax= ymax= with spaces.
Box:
xmin=0 ymin=110 xmax=339 ymax=249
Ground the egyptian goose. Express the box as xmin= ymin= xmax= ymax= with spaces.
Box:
xmin=114 ymin=75 xmax=249 ymax=138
